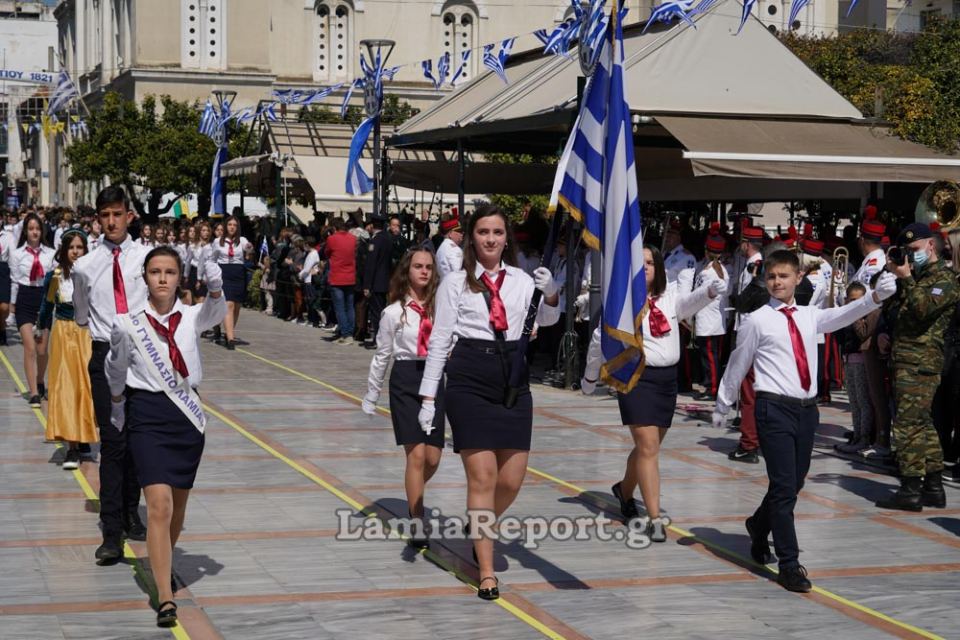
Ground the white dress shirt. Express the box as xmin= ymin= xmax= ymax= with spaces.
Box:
xmin=853 ymin=247 xmax=885 ymax=287
xmin=298 ymin=249 xmax=321 ymax=283
xmin=583 ymin=281 xmax=715 ymax=379
xmin=366 ymin=299 xmax=429 ymax=399
xmin=718 ymin=293 xmax=882 ymax=409
xmin=734 ymin=252 xmax=763 ymax=330
xmin=87 ymin=234 xmax=102 ymax=252
xmin=53 ymin=226 xmax=66 ymax=250
xmin=173 ymin=242 xmax=192 ymax=271
xmin=211 ymin=237 xmax=251 ymax=265
xmin=419 ymin=262 xmax=560 ymax=397
xmin=664 ymin=246 xmax=697 ymax=284
xmin=10 ymin=244 xmax=56 ymax=303
xmin=436 ymin=238 xmax=463 ymax=280
xmin=0 ymin=230 xmax=14 ymax=263
xmin=135 ymin=238 xmax=157 ymax=249
xmin=72 ymin=235 xmax=151 ymax=342
xmin=106 ymin=296 xmax=227 ymax=396
xmin=189 ymin=243 xmax=203 ymax=269
xmin=693 ymin=260 xmax=729 ymax=337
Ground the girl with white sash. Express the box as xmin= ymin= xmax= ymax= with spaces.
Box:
xmin=105 ymin=246 xmax=225 ymax=628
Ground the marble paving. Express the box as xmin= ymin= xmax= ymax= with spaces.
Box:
xmin=1 ymin=310 xmax=959 ymax=640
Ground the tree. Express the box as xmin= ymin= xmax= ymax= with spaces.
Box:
xmin=299 ymin=93 xmax=419 ymax=126
xmin=486 ymin=153 xmax=558 ymax=223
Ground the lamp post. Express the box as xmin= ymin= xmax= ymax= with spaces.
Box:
xmin=211 ymin=89 xmax=236 ymax=217
xmin=359 ymin=39 xmax=395 ymax=219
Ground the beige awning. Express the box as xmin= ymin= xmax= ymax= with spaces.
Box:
xmin=656 ymin=116 xmax=960 ymax=183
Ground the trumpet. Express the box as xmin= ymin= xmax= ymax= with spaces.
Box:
xmin=828 ymin=246 xmax=849 ymax=308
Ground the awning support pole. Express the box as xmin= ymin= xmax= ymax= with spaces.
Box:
xmin=457 ymin=139 xmax=466 ymax=216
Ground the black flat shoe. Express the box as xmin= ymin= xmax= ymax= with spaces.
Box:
xmin=611 ymin=481 xmax=639 ymax=521
xmin=745 ymin=516 xmax=771 ymax=565
xmin=95 ymin=537 xmax=123 ymax=565
xmin=225 ymin=340 xmax=236 ymax=351
xmin=477 ymin=576 xmax=499 ymax=600
xmin=123 ymin=512 xmax=147 ymax=540
xmin=777 ymin=565 xmax=812 ymax=593
xmin=156 ymin=601 xmax=178 ymax=627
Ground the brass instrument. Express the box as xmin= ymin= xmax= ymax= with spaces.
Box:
xmin=915 ymin=180 xmax=960 ymax=230
xmin=828 ymin=246 xmax=849 ymax=308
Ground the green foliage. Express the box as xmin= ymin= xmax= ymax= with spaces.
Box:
xmin=299 ymin=94 xmax=418 ymax=127
xmin=780 ymin=20 xmax=960 ymax=153
xmin=485 ymin=153 xmax=558 ymax=222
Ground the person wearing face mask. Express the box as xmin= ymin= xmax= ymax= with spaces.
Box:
xmin=875 ymin=223 xmax=960 ymax=511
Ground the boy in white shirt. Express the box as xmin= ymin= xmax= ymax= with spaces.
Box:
xmin=713 ymin=250 xmax=897 ymax=592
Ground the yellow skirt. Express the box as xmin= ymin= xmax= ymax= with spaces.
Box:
xmin=45 ymin=319 xmax=99 ymax=444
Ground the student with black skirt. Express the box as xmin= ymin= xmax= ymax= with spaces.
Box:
xmin=10 ymin=213 xmax=56 ymax=406
xmin=210 ymin=215 xmax=250 ymax=350
xmin=363 ymin=248 xmax=445 ymax=548
xmin=106 ymin=246 xmax=225 ymax=627
xmin=581 ymin=245 xmax=726 ymax=542
xmin=418 ymin=204 xmax=559 ymax=600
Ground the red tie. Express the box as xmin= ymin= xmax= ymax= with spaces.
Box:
xmin=112 ymin=246 xmax=129 ymax=314
xmin=647 ymin=296 xmax=671 ymax=338
xmin=779 ymin=306 xmax=811 ymax=392
xmin=146 ymin=312 xmax=189 ymax=379
xmin=407 ymin=301 xmax=432 ymax=357
xmin=480 ymin=270 xmax=508 ymax=332
xmin=228 ymin=241 xmax=234 ymax=259
xmin=26 ymin=247 xmax=45 ymax=282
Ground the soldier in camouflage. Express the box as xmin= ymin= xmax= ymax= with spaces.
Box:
xmin=876 ymin=223 xmax=960 ymax=511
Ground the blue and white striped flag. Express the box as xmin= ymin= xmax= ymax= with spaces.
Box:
xmin=47 ymin=70 xmax=79 ymax=115
xmin=341 ymin=78 xmax=364 ymax=119
xmin=345 ymin=116 xmax=376 ymax=195
xmin=210 ymin=143 xmax=228 ymax=216
xmin=199 ymin=100 xmax=218 ymax=138
xmin=436 ymin=53 xmax=450 ymax=88
xmin=422 ymin=59 xmax=437 ymax=88
xmin=450 ymin=50 xmax=472 ymax=87
xmin=534 ymin=29 xmax=550 ymax=46
xmin=482 ymin=38 xmax=516 ymax=85
xmin=690 ymin=0 xmax=722 ymax=15
xmin=737 ymin=0 xmax=758 ymax=33
xmin=642 ymin=0 xmax=696 ymax=33
xmin=259 ymin=236 xmax=269 ymax=259
xmin=550 ymin=2 xmax=646 ymax=393
xmin=787 ymin=0 xmax=811 ymax=31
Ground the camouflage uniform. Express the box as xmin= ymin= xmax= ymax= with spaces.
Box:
xmin=892 ymin=260 xmax=960 ymax=477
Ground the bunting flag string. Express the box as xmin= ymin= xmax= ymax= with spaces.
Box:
xmin=689 ymin=0 xmax=722 ymax=15
xmin=340 ymin=78 xmax=365 ymax=119
xmin=450 ymin=50 xmax=472 ymax=87
xmin=482 ymin=38 xmax=516 ymax=85
xmin=642 ymin=0 xmax=696 ymax=33
xmin=787 ymin=0 xmax=811 ymax=31
xmin=737 ymin=0 xmax=759 ymax=34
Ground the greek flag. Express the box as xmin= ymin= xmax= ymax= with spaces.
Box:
xmin=210 ymin=143 xmax=227 ymax=215
xmin=642 ymin=0 xmax=695 ymax=33
xmin=436 ymin=53 xmax=450 ymax=87
xmin=450 ymin=50 xmax=472 ymax=87
xmin=340 ymin=78 xmax=364 ymax=119
xmin=737 ymin=0 xmax=758 ymax=33
xmin=788 ymin=0 xmax=811 ymax=30
xmin=259 ymin=236 xmax=269 ymax=259
xmin=534 ymin=29 xmax=550 ymax=46
xmin=482 ymin=38 xmax=516 ymax=85
xmin=198 ymin=100 xmax=218 ymax=138
xmin=345 ymin=116 xmax=375 ymax=195
xmin=47 ymin=70 xmax=79 ymax=115
xmin=690 ymin=0 xmax=722 ymax=15
xmin=550 ymin=2 xmax=646 ymax=393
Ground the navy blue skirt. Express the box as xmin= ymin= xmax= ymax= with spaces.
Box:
xmin=15 ymin=285 xmax=43 ymax=327
xmin=0 ymin=262 xmax=10 ymax=304
xmin=389 ymin=360 xmax=445 ymax=447
xmin=220 ymin=263 xmax=246 ymax=303
xmin=126 ymin=389 xmax=205 ymax=490
xmin=444 ymin=339 xmax=532 ymax=452
xmin=617 ymin=364 xmax=678 ymax=428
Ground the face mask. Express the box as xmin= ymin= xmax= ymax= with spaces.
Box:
xmin=912 ymin=249 xmax=929 ymax=268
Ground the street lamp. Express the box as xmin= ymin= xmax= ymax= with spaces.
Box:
xmin=359 ymin=39 xmax=395 ymax=219
xmin=210 ymin=89 xmax=237 ymax=217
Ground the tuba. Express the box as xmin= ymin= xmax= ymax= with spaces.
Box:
xmin=916 ymin=181 xmax=960 ymax=230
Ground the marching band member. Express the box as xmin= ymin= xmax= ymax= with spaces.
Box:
xmin=10 ymin=213 xmax=56 ymax=406
xmin=210 ymin=215 xmax=251 ymax=350
xmin=363 ymin=248 xmax=445 ymax=548
xmin=418 ymin=204 xmax=559 ymax=600
xmin=37 ymin=229 xmax=98 ymax=469
xmin=582 ymin=245 xmax=726 ymax=542
xmin=106 ymin=245 xmax=225 ymax=627
xmin=662 ymin=219 xmax=696 ymax=284
xmin=435 ymin=210 xmax=464 ymax=279
xmin=693 ymin=231 xmax=730 ymax=401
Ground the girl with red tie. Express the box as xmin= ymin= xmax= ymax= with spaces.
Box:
xmin=10 ymin=213 xmax=56 ymax=406
xmin=211 ymin=215 xmax=251 ymax=350
xmin=582 ymin=245 xmax=725 ymax=542
xmin=363 ymin=249 xmax=444 ymax=548
xmin=105 ymin=246 xmax=225 ymax=627
xmin=418 ymin=205 xmax=559 ymax=600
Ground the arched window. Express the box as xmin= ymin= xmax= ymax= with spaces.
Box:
xmin=439 ymin=1 xmax=478 ymax=83
xmin=181 ymin=0 xmax=226 ymax=70
xmin=314 ymin=1 xmax=353 ymax=82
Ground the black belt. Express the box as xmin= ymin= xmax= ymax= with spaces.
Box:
xmin=456 ymin=338 xmax=519 ymax=355
xmin=756 ymin=391 xmax=818 ymax=407
xmin=92 ymin=340 xmax=110 ymax=353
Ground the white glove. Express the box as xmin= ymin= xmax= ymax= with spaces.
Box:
xmin=110 ymin=397 xmax=125 ymax=432
xmin=533 ymin=267 xmax=559 ymax=297
xmin=711 ymin=410 xmax=728 ymax=429
xmin=708 ymin=279 xmax=728 ymax=298
xmin=873 ymin=271 xmax=897 ymax=301
xmin=204 ymin=255 xmax=224 ymax=294
xmin=575 ymin=293 xmax=588 ymax=310
xmin=580 ymin=377 xmax=597 ymax=395
xmin=418 ymin=399 xmax=436 ymax=435
xmin=361 ymin=391 xmax=378 ymax=416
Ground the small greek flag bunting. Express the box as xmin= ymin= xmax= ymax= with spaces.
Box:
xmin=787 ymin=0 xmax=811 ymax=31
xmin=341 ymin=78 xmax=364 ymax=119
xmin=199 ymin=100 xmax=218 ymax=138
xmin=738 ymin=0 xmax=758 ymax=33
xmin=47 ymin=70 xmax=79 ymax=115
xmin=450 ymin=50 xmax=472 ymax=87
xmin=482 ymin=38 xmax=516 ymax=85
xmin=690 ymin=0 xmax=722 ymax=15
xmin=422 ymin=59 xmax=437 ymax=88
xmin=549 ymin=1 xmax=646 ymax=393
xmin=642 ymin=0 xmax=696 ymax=33
xmin=436 ymin=53 xmax=450 ymax=88
xmin=534 ymin=29 xmax=550 ymax=45
xmin=345 ymin=117 xmax=376 ymax=195
xmin=259 ymin=237 xmax=269 ymax=260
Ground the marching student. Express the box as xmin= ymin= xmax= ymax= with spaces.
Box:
xmin=418 ymin=204 xmax=559 ymax=600
xmin=37 ymin=229 xmax=98 ymax=469
xmin=10 ymin=213 xmax=56 ymax=406
xmin=210 ymin=215 xmax=251 ymax=350
xmin=693 ymin=231 xmax=730 ymax=401
xmin=193 ymin=221 xmax=213 ymax=304
xmin=713 ymin=250 xmax=897 ymax=592
xmin=136 ymin=223 xmax=156 ymax=248
xmin=435 ymin=210 xmax=464 ymax=279
xmin=106 ymin=246 xmax=226 ymax=628
xmin=582 ymin=245 xmax=726 ymax=542
xmin=72 ymin=185 xmax=151 ymax=564
xmin=0 ymin=222 xmax=12 ymax=346
xmin=363 ymin=248 xmax=445 ymax=548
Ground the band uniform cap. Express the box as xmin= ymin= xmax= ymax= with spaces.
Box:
xmin=741 ymin=225 xmax=763 ymax=242
xmin=440 ymin=215 xmax=461 ymax=233
xmin=897 ymin=222 xmax=932 ymax=245
xmin=861 ymin=220 xmax=886 ymax=240
xmin=800 ymin=238 xmax=824 ymax=255
xmin=705 ymin=234 xmax=725 ymax=253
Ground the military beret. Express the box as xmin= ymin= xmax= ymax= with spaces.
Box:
xmin=897 ymin=222 xmax=932 ymax=245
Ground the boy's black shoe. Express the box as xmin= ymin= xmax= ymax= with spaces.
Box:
xmin=745 ymin=516 xmax=771 ymax=565
xmin=777 ymin=565 xmax=812 ymax=593
xmin=728 ymin=446 xmax=759 ymax=464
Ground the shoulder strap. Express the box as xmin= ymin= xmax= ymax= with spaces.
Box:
xmin=479 ymin=286 xmax=512 ymax=387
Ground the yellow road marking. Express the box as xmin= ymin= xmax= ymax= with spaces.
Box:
xmin=234 ymin=346 xmax=945 ymax=640
xmin=0 ymin=349 xmax=190 ymax=639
